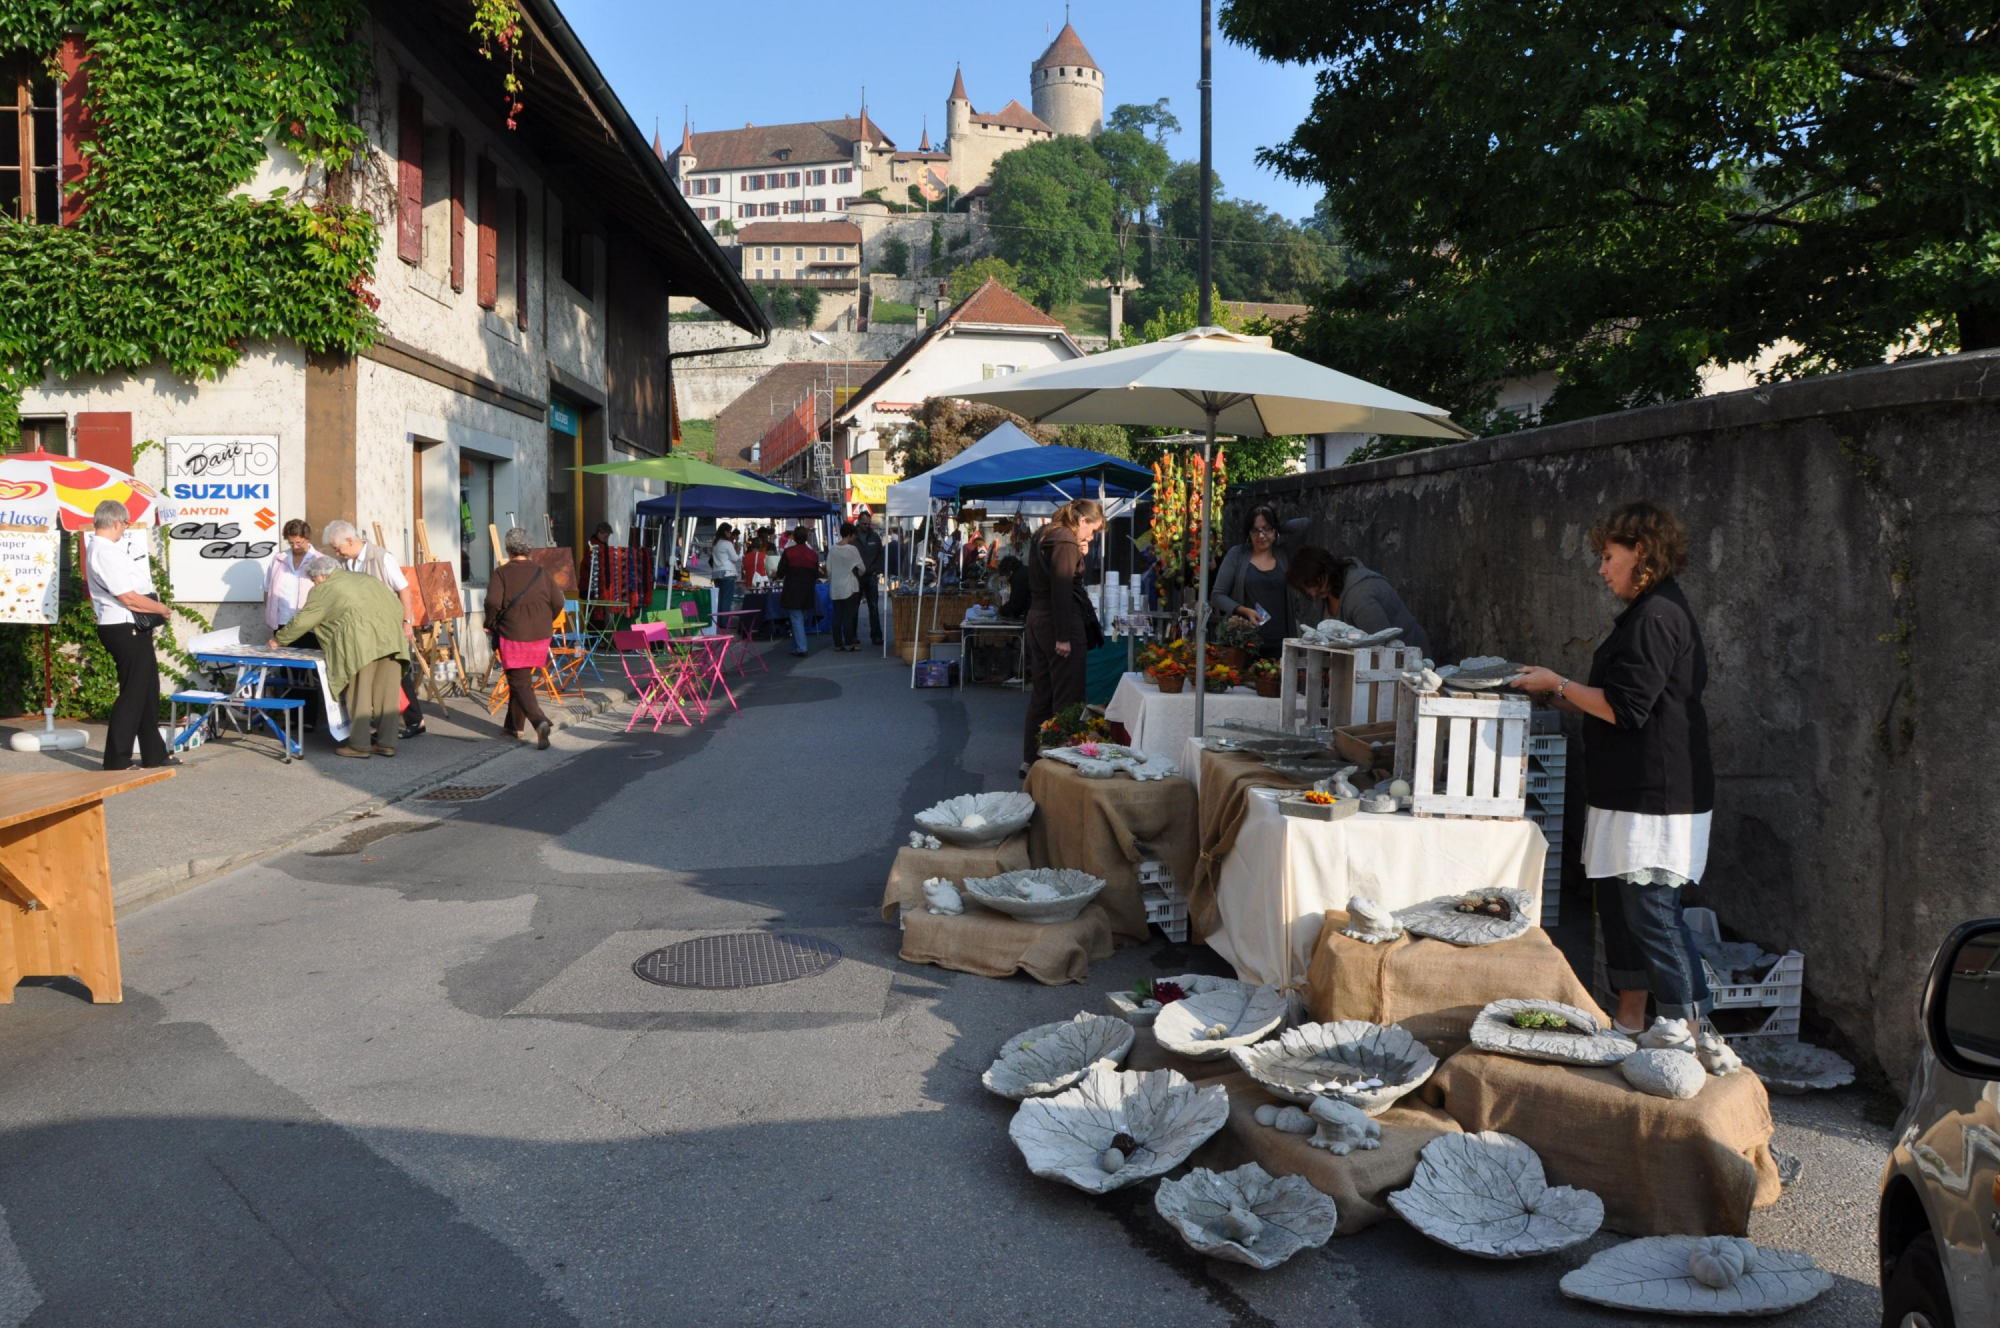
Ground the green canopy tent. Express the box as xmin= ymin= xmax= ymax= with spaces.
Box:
xmin=578 ymin=454 xmax=788 ymax=574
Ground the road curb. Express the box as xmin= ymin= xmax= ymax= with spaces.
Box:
xmin=111 ymin=686 xmax=625 ymax=917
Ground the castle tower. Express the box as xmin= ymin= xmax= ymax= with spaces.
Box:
xmin=945 ymin=65 xmax=971 ymax=151
xmin=673 ymin=118 xmax=696 ymax=179
xmin=1030 ymin=19 xmax=1102 ymax=137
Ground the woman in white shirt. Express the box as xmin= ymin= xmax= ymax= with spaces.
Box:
xmin=264 ymin=519 xmax=318 ymax=634
xmin=710 ymin=523 xmax=743 ymax=618
xmin=86 ymin=499 xmax=174 ymax=770
xmin=827 ymin=522 xmax=864 ymax=651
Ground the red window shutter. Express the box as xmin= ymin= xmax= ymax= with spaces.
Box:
xmin=57 ymin=35 xmax=93 ymax=225
xmin=448 ymin=130 xmax=465 ymax=291
xmin=397 ymin=84 xmax=423 ymax=264
xmin=514 ymin=189 xmax=528 ymax=330
xmin=476 ymin=158 xmax=497 ymax=308
xmin=74 ymin=412 xmax=132 ymax=472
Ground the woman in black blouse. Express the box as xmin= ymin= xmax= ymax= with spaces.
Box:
xmin=1021 ymin=500 xmax=1105 ymax=773
xmin=1514 ymin=502 xmax=1730 ymax=1071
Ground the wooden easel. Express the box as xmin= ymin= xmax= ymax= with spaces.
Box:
xmin=412 ymin=519 xmax=469 ymax=701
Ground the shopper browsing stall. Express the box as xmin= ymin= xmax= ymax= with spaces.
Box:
xmin=1020 ymin=499 xmax=1105 ymax=773
xmin=828 ymin=522 xmax=863 ymax=652
xmin=1286 ymin=545 xmax=1432 ymax=656
xmin=778 ymin=525 xmax=822 ymax=657
xmin=1210 ymin=504 xmax=1293 ymax=656
xmin=1511 ymin=501 xmax=1726 ymax=1064
xmin=276 ymin=556 xmax=410 ymax=759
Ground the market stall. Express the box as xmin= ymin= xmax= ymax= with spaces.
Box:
xmin=1105 ymin=671 xmax=1282 ymax=763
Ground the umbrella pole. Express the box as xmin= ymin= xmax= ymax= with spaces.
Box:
xmin=1193 ymin=409 xmax=1216 ymax=741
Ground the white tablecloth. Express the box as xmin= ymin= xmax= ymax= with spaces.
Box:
xmin=1104 ymin=672 xmax=1283 ymax=765
xmin=1207 ymin=785 xmax=1548 ymax=990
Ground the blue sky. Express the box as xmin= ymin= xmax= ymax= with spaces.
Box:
xmin=559 ymin=0 xmax=1327 ymax=222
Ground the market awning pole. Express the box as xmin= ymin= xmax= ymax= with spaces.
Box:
xmin=1192 ymin=0 xmax=1216 ymax=740
xmin=1193 ymin=408 xmax=1215 ymax=740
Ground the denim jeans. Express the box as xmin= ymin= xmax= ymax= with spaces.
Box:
xmin=787 ymin=608 xmax=809 ymax=653
xmin=714 ymin=576 xmax=737 ymax=618
xmin=1595 ymin=875 xmax=1713 ymax=1021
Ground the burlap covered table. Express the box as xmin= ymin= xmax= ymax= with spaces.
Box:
xmin=1422 ymin=1050 xmax=1783 ymax=1236
xmin=1306 ymin=908 xmax=1605 ymax=1059
xmin=1192 ymin=1071 xmax=1464 ymax=1235
xmin=1185 ymin=747 xmax=1305 ymax=940
xmin=1024 ymin=760 xmax=1198 ymax=944
xmin=878 ymin=838 xmax=1032 ymax=924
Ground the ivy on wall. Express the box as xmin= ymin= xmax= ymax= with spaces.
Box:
xmin=0 ymin=0 xmax=384 ymax=443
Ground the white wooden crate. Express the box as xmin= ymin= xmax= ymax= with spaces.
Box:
xmin=1393 ymin=684 xmax=1531 ymax=819
xmin=1277 ymin=640 xmax=1425 ymax=735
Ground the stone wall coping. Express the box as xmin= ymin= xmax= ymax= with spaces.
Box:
xmin=1242 ymin=348 xmax=2000 ymax=496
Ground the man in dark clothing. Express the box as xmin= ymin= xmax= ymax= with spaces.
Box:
xmin=852 ymin=508 xmax=885 ymax=645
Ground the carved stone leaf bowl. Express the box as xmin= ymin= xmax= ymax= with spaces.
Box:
xmin=1106 ymin=974 xmax=1258 ymax=1026
xmin=1736 ymin=1039 xmax=1857 ymax=1095
xmin=963 ymin=868 xmax=1107 ymax=924
xmin=1396 ymin=889 xmax=1537 ymax=946
xmin=1470 ymin=999 xmax=1638 ymax=1067
xmin=1230 ymin=1020 xmax=1439 ymax=1116
xmin=1560 ymin=1237 xmax=1833 ymax=1316
xmin=1153 ymin=983 xmax=1287 ymax=1060
xmin=1008 ymin=1066 xmax=1230 ymax=1194
xmin=1155 ymin=1163 xmax=1339 ymax=1269
xmin=1389 ymin=1131 xmax=1603 ymax=1258
xmin=915 ymin=791 xmax=1036 ymax=848
xmin=982 ymin=1012 xmax=1136 ymax=1100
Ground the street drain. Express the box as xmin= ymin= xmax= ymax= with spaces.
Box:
xmin=416 ymin=783 xmax=506 ymax=803
xmin=628 ymin=750 xmax=663 ymax=761
xmin=633 ymin=933 xmax=841 ymax=990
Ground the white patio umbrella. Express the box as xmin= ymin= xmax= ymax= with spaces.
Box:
xmin=933 ymin=325 xmax=1469 ymax=736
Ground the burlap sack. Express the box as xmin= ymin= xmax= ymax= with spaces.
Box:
xmin=1123 ymin=1026 xmax=1242 ymax=1082
xmin=1192 ymin=1071 xmax=1464 ymax=1235
xmin=1306 ymin=908 xmax=1607 ymax=1059
xmin=898 ymin=902 xmax=1115 ymax=985
xmin=878 ymin=837 xmax=1032 ymax=924
xmin=1421 ymin=1049 xmax=1783 ymax=1236
xmin=1185 ymin=749 xmax=1303 ymax=943
xmin=1025 ymin=761 xmax=1198 ymax=944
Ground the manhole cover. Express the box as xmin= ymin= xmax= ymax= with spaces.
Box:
xmin=633 ymin=933 xmax=842 ymax=990
xmin=416 ymin=784 xmax=505 ymax=803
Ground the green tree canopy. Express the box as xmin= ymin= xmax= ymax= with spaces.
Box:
xmin=1094 ymin=124 xmax=1172 ymax=288
xmin=946 ymin=255 xmax=1023 ymax=304
xmin=986 ymin=136 xmax=1117 ymax=309
xmin=876 ymin=236 xmax=910 ymax=277
xmin=1224 ymin=0 xmax=2000 ymax=430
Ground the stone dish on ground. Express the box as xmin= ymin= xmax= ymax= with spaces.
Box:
xmin=963 ymin=868 xmax=1107 ymax=924
xmin=1153 ymin=983 xmax=1287 ymax=1060
xmin=1155 ymin=1163 xmax=1339 ymax=1269
xmin=1470 ymin=999 xmax=1638 ymax=1067
xmin=1388 ymin=1131 xmax=1604 ymax=1259
xmin=1230 ymin=1020 xmax=1439 ymax=1116
xmin=1008 ymin=1065 xmax=1230 ymax=1194
xmin=1107 ymin=974 xmax=1255 ymax=1026
xmin=1559 ymin=1236 xmax=1833 ymax=1316
xmin=1396 ymin=889 xmax=1536 ymax=946
xmin=915 ymin=791 xmax=1036 ymax=848
xmin=1736 ymin=1039 xmax=1857 ymax=1094
xmin=982 ymin=1012 xmax=1137 ymax=1100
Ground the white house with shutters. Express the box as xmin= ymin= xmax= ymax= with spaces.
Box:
xmin=8 ymin=0 xmax=763 ymax=665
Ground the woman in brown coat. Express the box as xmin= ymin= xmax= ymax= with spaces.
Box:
xmin=484 ymin=527 xmax=567 ymax=748
xmin=1020 ymin=499 xmax=1106 ymax=772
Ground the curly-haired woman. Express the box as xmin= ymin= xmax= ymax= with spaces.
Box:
xmin=1513 ymin=501 xmax=1731 ymax=1072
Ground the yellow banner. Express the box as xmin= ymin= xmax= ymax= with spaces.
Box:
xmin=847 ymin=472 xmax=900 ymax=505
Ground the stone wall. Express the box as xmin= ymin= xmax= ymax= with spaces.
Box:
xmin=668 ymin=325 xmax=915 ymax=422
xmin=1228 ymin=350 xmax=2000 ymax=1089
xmin=844 ymin=202 xmax=997 ymax=277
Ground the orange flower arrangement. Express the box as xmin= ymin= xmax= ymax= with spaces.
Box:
xmin=1303 ymin=790 xmax=1336 ymax=806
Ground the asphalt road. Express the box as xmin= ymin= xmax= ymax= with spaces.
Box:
xmin=0 ymin=650 xmax=1894 ymax=1326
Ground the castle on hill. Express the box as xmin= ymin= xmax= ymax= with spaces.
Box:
xmin=663 ymin=22 xmax=1103 ymax=233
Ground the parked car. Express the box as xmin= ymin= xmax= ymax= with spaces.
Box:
xmin=1879 ymin=918 xmax=2000 ymax=1327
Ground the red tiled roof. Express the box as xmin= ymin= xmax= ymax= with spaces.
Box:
xmin=735 ymin=221 xmax=863 ymax=246
xmin=946 ymin=277 xmax=1065 ymax=329
xmin=1034 ymin=21 xmax=1098 ymax=73
xmin=949 ymin=66 xmax=968 ymax=101
xmin=685 ymin=116 xmax=891 ymax=172
xmin=969 ymin=100 xmax=1054 ymax=134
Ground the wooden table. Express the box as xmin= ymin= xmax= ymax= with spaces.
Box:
xmin=0 ymin=768 xmax=172 ymax=1004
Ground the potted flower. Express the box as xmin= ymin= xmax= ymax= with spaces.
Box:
xmin=1249 ymin=656 xmax=1282 ymax=698
xmin=1148 ymin=655 xmax=1189 ymax=695
xmin=1038 ymin=703 xmax=1114 ymax=748
xmin=1211 ymin=615 xmax=1261 ymax=670
xmin=1204 ymin=662 xmax=1240 ymax=694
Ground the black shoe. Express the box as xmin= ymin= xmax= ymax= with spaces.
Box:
xmin=790 ymin=650 xmax=809 ymax=657
xmin=399 ymin=723 xmax=427 ymax=740
xmin=535 ymin=720 xmax=552 ymax=750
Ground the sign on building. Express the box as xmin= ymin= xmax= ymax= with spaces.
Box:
xmin=0 ymin=524 xmax=59 ymax=624
xmin=164 ymin=436 xmax=281 ymax=602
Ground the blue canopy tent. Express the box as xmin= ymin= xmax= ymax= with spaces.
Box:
xmin=634 ymin=480 xmax=833 ymax=521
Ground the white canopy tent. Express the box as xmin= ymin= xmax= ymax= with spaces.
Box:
xmin=883 ymin=421 xmax=1043 ymax=518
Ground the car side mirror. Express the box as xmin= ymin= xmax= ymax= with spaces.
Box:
xmin=1923 ymin=919 xmax=2000 ymax=1080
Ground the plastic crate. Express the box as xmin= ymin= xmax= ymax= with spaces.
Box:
xmin=1143 ymin=888 xmax=1189 ymax=943
xmin=913 ymin=660 xmax=957 ymax=688
xmin=1527 ymin=731 xmax=1568 ymax=753
xmin=1526 ymin=770 xmax=1562 ymax=797
xmin=1136 ymin=859 xmax=1173 ymax=888
xmin=1590 ymin=909 xmax=1804 ymax=1042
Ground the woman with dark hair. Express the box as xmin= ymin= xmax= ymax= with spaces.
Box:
xmin=1021 ymin=499 xmax=1106 ymax=773
xmin=1512 ymin=501 xmax=1730 ymax=1070
xmin=827 ymin=521 xmax=863 ymax=651
xmin=1210 ymin=503 xmax=1292 ymax=655
xmin=482 ymin=526 xmax=566 ymax=749
xmin=710 ymin=522 xmax=742 ymax=617
xmin=1286 ymin=545 xmax=1432 ymax=657
xmin=778 ymin=525 xmax=822 ymax=657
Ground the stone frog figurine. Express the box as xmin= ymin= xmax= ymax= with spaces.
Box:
xmin=1342 ymin=895 xmax=1403 ymax=944
xmin=921 ymin=878 xmax=964 ymax=915
xmin=1307 ymin=1095 xmax=1381 ymax=1155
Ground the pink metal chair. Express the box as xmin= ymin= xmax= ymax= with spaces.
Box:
xmin=711 ymin=608 xmax=767 ymax=676
xmin=677 ymin=634 xmax=739 ymax=717
xmin=613 ymin=627 xmax=694 ymax=731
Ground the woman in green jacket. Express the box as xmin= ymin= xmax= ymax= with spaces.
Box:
xmin=276 ymin=557 xmax=411 ymax=758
